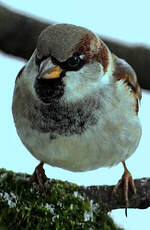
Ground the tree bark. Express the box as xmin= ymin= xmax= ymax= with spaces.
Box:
xmin=0 ymin=4 xmax=150 ymax=91
xmin=79 ymin=177 xmax=150 ymax=210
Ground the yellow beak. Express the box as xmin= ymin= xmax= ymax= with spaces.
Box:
xmin=43 ymin=65 xmax=62 ymax=79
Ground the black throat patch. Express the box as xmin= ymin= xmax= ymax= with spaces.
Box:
xmin=34 ymin=74 xmax=65 ymax=103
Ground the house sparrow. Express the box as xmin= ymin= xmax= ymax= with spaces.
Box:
xmin=12 ymin=24 xmax=142 ymax=213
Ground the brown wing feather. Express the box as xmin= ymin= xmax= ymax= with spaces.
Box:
xmin=112 ymin=54 xmax=141 ymax=113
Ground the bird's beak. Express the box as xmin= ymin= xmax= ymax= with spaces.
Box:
xmin=42 ymin=65 xmax=62 ymax=79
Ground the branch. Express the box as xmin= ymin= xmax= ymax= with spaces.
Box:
xmin=0 ymin=4 xmax=150 ymax=91
xmin=0 ymin=169 xmax=124 ymax=230
xmin=79 ymin=177 xmax=150 ymax=210
xmin=1 ymin=166 xmax=150 ymax=211
xmin=0 ymin=169 xmax=150 ymax=228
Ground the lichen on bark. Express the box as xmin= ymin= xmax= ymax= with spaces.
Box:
xmin=0 ymin=169 xmax=123 ymax=230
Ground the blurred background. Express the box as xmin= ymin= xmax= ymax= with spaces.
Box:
xmin=1 ymin=1 xmax=150 ymax=229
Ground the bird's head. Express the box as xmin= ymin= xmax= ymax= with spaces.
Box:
xmin=19 ymin=24 xmax=113 ymax=104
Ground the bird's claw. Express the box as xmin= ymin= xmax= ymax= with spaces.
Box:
xmin=30 ymin=162 xmax=47 ymax=192
xmin=113 ymin=162 xmax=136 ymax=217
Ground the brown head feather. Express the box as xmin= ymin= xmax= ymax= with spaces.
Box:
xmin=37 ymin=24 xmax=110 ymax=72
xmin=37 ymin=24 xmax=94 ymax=62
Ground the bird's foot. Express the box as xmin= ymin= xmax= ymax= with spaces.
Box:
xmin=30 ymin=162 xmax=47 ymax=192
xmin=113 ymin=161 xmax=136 ymax=217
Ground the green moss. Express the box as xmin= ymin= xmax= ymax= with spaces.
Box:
xmin=0 ymin=169 xmax=123 ymax=230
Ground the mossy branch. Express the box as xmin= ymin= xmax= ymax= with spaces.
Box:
xmin=0 ymin=169 xmax=124 ymax=230
xmin=0 ymin=169 xmax=150 ymax=229
xmin=0 ymin=4 xmax=150 ymax=91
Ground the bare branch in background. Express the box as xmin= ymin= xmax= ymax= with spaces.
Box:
xmin=0 ymin=4 xmax=49 ymax=59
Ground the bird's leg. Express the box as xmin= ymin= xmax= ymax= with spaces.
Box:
xmin=113 ymin=161 xmax=136 ymax=216
xmin=30 ymin=161 xmax=47 ymax=192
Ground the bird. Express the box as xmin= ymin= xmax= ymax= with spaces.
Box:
xmin=12 ymin=23 xmax=142 ymax=214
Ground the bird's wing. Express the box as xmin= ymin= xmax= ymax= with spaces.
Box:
xmin=112 ymin=54 xmax=141 ymax=113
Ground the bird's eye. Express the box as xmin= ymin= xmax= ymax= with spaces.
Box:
xmin=67 ymin=55 xmax=80 ymax=68
xmin=51 ymin=54 xmax=85 ymax=71
xmin=60 ymin=54 xmax=84 ymax=71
